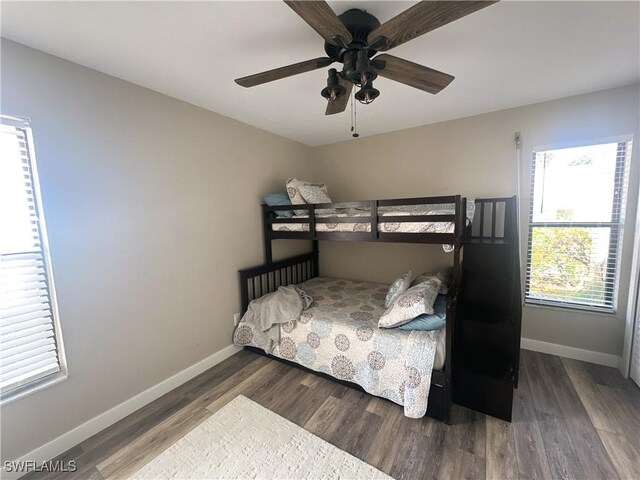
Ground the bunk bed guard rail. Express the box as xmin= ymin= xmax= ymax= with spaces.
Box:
xmin=262 ymin=195 xmax=468 ymax=259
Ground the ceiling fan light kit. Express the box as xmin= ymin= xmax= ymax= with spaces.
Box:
xmin=235 ymin=1 xmax=498 ymax=121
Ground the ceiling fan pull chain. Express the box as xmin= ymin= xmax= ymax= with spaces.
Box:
xmin=351 ymin=87 xmax=359 ymax=138
xmin=350 ymin=89 xmax=354 ymax=134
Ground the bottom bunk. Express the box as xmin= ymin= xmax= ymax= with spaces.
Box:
xmin=234 ymin=256 xmax=455 ymax=423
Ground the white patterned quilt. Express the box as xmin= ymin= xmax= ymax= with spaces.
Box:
xmin=233 ymin=277 xmax=440 ymax=418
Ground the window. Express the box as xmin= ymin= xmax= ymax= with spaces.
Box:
xmin=0 ymin=115 xmax=66 ymax=404
xmin=526 ymin=139 xmax=632 ymax=313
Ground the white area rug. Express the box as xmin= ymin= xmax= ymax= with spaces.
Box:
xmin=129 ymin=395 xmax=392 ymax=479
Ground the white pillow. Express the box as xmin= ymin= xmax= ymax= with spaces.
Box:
xmin=378 ymin=277 xmax=442 ymax=328
xmin=297 ymin=184 xmax=335 ymax=215
xmin=384 ymin=270 xmax=412 ymax=308
xmin=286 ymin=178 xmax=329 ymax=215
xmin=298 ymin=184 xmax=332 ymax=205
xmin=412 ymin=268 xmax=451 ymax=295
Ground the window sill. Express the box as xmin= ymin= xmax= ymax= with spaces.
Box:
xmin=524 ymin=300 xmax=617 ymax=317
xmin=0 ymin=370 xmax=68 ymax=407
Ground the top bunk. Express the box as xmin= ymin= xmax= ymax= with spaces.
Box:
xmin=265 ymin=195 xmax=469 ymax=245
xmin=263 ymin=195 xmax=517 ymax=246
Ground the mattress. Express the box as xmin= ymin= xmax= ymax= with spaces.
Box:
xmin=233 ymin=277 xmax=446 ymax=418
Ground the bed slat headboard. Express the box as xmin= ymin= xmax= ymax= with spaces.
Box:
xmin=239 ymin=250 xmax=319 ymax=315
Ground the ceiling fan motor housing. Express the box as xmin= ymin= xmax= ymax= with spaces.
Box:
xmin=324 ymin=9 xmax=381 ymax=63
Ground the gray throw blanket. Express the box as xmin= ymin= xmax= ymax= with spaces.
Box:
xmin=241 ymin=286 xmax=312 ymax=353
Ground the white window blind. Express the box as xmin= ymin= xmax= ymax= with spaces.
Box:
xmin=525 ymin=139 xmax=633 ymax=312
xmin=1 ymin=116 xmax=66 ymax=403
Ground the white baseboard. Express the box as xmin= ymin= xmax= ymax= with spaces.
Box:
xmin=3 ymin=344 xmax=241 ymax=480
xmin=521 ymin=337 xmax=620 ymax=368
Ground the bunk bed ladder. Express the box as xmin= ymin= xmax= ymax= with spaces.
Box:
xmin=453 ymin=196 xmax=522 ymax=422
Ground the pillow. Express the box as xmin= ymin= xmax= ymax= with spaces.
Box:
xmin=378 ymin=277 xmax=442 ymax=328
xmin=263 ymin=192 xmax=294 ymax=218
xmin=298 ymin=184 xmax=332 ymax=205
xmin=397 ymin=295 xmax=446 ymax=331
xmin=297 ymin=184 xmax=334 ymax=215
xmin=384 ymin=270 xmax=412 ymax=308
xmin=411 ymin=267 xmax=452 ymax=294
xmin=286 ymin=178 xmax=329 ymax=215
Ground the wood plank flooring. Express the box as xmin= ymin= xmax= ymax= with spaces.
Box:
xmin=21 ymin=349 xmax=639 ymax=480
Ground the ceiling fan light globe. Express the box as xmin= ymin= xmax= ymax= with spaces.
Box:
xmin=353 ymin=70 xmax=378 ymax=87
xmin=355 ymin=85 xmax=380 ymax=104
xmin=322 ymin=67 xmax=347 ymax=101
xmin=321 ymin=85 xmax=346 ymax=101
xmin=352 ymin=49 xmax=378 ymax=87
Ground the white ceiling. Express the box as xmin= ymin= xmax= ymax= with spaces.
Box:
xmin=1 ymin=1 xmax=639 ymax=146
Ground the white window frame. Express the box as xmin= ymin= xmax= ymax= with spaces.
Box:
xmin=525 ymin=135 xmax=633 ymax=314
xmin=1 ymin=115 xmax=67 ymax=405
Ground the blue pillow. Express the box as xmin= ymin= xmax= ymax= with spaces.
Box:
xmin=263 ymin=192 xmax=294 ymax=218
xmin=397 ymin=294 xmax=446 ymax=331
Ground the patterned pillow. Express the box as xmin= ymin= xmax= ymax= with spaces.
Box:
xmin=397 ymin=295 xmax=447 ymax=331
xmin=378 ymin=277 xmax=442 ymax=328
xmin=411 ymin=267 xmax=451 ymax=295
xmin=384 ymin=270 xmax=412 ymax=308
xmin=298 ymin=184 xmax=332 ymax=204
xmin=286 ymin=178 xmax=329 ymax=215
xmin=298 ymin=184 xmax=334 ymax=215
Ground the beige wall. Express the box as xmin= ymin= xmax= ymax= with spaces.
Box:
xmin=0 ymin=40 xmax=314 ymax=462
xmin=310 ymin=84 xmax=640 ymax=357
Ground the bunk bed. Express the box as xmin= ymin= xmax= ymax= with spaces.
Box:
xmin=235 ymin=195 xmax=521 ymax=423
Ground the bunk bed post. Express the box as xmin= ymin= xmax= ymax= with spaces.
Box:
xmin=452 ymin=195 xmax=464 ymax=287
xmin=371 ymin=200 xmax=379 ymax=240
xmin=312 ymin=240 xmax=319 ymax=277
xmin=262 ymin=204 xmax=273 ymax=264
xmin=309 ymin=204 xmax=319 ymax=277
xmin=507 ymin=196 xmax=523 ymax=388
xmin=240 ymin=272 xmax=249 ymax=316
xmin=463 ymin=197 xmax=469 ymax=241
xmin=309 ymin=204 xmax=316 ymax=239
xmin=444 ymin=299 xmax=455 ymax=424
xmin=443 ymin=195 xmax=464 ymax=424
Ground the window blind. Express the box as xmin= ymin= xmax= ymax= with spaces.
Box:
xmin=0 ymin=117 xmax=65 ymax=401
xmin=525 ymin=140 xmax=633 ymax=312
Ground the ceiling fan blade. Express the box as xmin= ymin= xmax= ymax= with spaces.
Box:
xmin=235 ymin=57 xmax=333 ymax=88
xmin=368 ymin=1 xmax=498 ymax=51
xmin=375 ymin=54 xmax=454 ymax=94
xmin=325 ymin=79 xmax=353 ymax=115
xmin=284 ymin=1 xmax=353 ymax=46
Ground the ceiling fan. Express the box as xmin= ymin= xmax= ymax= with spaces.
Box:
xmin=235 ymin=1 xmax=498 ymax=115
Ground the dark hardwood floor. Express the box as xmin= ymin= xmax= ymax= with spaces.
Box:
xmin=22 ymin=349 xmax=640 ymax=480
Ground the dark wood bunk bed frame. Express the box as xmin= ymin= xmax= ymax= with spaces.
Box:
xmin=238 ymin=195 xmax=521 ymax=424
